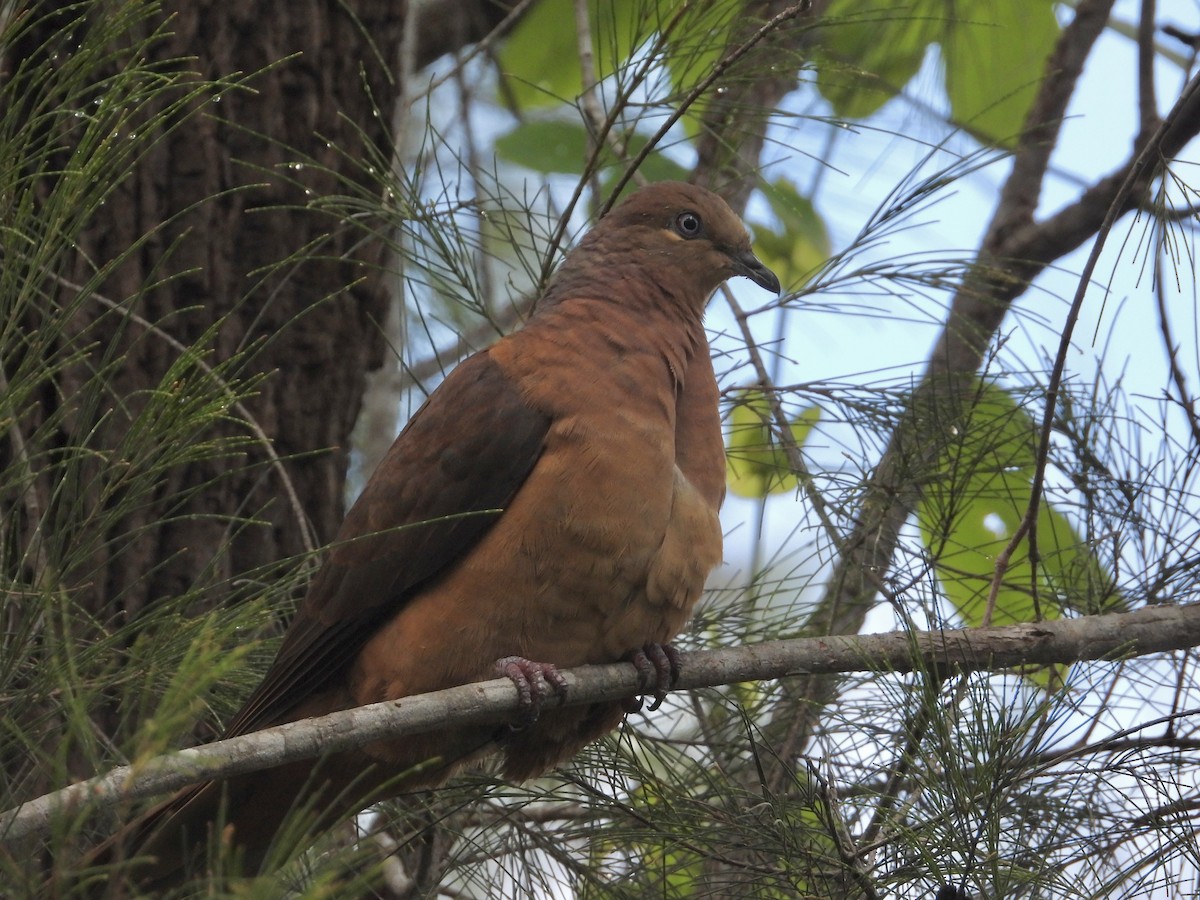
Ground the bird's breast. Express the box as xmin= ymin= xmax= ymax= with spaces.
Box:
xmin=349 ymin=308 xmax=722 ymax=702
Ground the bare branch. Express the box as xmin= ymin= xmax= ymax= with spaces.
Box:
xmin=7 ymin=601 xmax=1200 ymax=842
xmin=1137 ymin=0 xmax=1159 ymax=140
xmin=993 ymin=0 xmax=1117 ymax=238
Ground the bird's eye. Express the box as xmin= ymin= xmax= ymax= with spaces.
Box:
xmin=674 ymin=211 xmax=703 ymax=239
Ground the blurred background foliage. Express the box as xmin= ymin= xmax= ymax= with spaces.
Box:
xmin=3 ymin=0 xmax=1200 ymax=897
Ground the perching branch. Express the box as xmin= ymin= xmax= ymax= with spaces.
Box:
xmin=6 ymin=600 xmax=1200 ymax=842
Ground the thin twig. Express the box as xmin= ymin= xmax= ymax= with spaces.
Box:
xmin=0 ymin=363 xmax=51 ymax=585
xmin=985 ymin=69 xmax=1200 ymax=614
xmin=1154 ymin=250 xmax=1200 ymax=449
xmin=573 ymin=0 xmax=605 ymax=203
xmin=536 ymin=4 xmax=696 ymax=286
xmin=601 ymin=3 xmax=810 ymax=213
xmin=415 ymin=0 xmax=540 ymax=100
xmin=0 ymin=361 xmax=51 ymax=652
xmin=993 ymin=0 xmax=1118 ymax=236
xmin=722 ymin=285 xmax=846 ymax=558
xmin=809 ymin=762 xmax=883 ymax=900
xmin=64 ymin=279 xmax=319 ymax=554
xmin=570 ymin=0 xmax=650 ymax=195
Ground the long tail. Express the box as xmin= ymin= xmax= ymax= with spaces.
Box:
xmin=84 ymin=728 xmax=505 ymax=893
xmin=87 ymin=757 xmax=385 ymax=894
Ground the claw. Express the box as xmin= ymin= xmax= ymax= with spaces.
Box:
xmin=625 ymin=642 xmax=682 ymax=713
xmin=494 ymin=656 xmax=568 ymax=728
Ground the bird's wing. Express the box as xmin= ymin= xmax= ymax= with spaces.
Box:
xmin=223 ymin=349 xmax=550 ymax=737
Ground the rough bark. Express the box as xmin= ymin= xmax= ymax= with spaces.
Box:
xmin=11 ymin=2 xmax=516 ymax=635
xmin=18 ymin=2 xmax=512 ymax=624
xmin=0 ymin=3 xmax=521 ymax=835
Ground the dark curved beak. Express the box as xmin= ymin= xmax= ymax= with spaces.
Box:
xmin=731 ymin=249 xmax=781 ymax=295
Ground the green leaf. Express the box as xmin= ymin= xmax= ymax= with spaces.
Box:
xmin=494 ymin=118 xmax=690 ymax=183
xmin=498 ymin=0 xmax=652 ymax=109
xmin=661 ymin=0 xmax=745 ymax=137
xmin=815 ymin=0 xmax=1058 ymax=146
xmin=1035 ymin=500 xmax=1124 ymax=616
xmin=817 ymin=0 xmax=941 ymax=120
xmin=943 ymin=0 xmax=1059 ymax=145
xmin=602 ymin=146 xmax=691 ymax=192
xmin=923 ymin=465 xmax=1052 ymax=629
xmin=726 ymin=391 xmax=819 ymax=498
xmin=752 ymin=177 xmax=831 ymax=290
xmin=918 ymin=383 xmax=1124 ymax=639
xmin=494 ymin=119 xmax=593 ymax=174
xmin=499 ymin=0 xmax=753 ymax=139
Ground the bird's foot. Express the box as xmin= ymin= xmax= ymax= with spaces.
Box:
xmin=494 ymin=656 xmax=569 ymax=728
xmin=623 ymin=643 xmax=682 ymax=713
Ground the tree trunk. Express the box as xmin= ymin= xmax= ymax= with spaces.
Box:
xmin=9 ymin=0 xmax=517 ymax=751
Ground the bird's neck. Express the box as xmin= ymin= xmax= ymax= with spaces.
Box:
xmin=540 ymin=247 xmax=710 ymax=318
xmin=529 ymin=291 xmax=707 ymax=383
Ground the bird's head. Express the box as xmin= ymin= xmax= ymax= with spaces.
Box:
xmin=592 ymin=181 xmax=781 ymax=305
xmin=543 ymin=182 xmax=781 ymax=316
